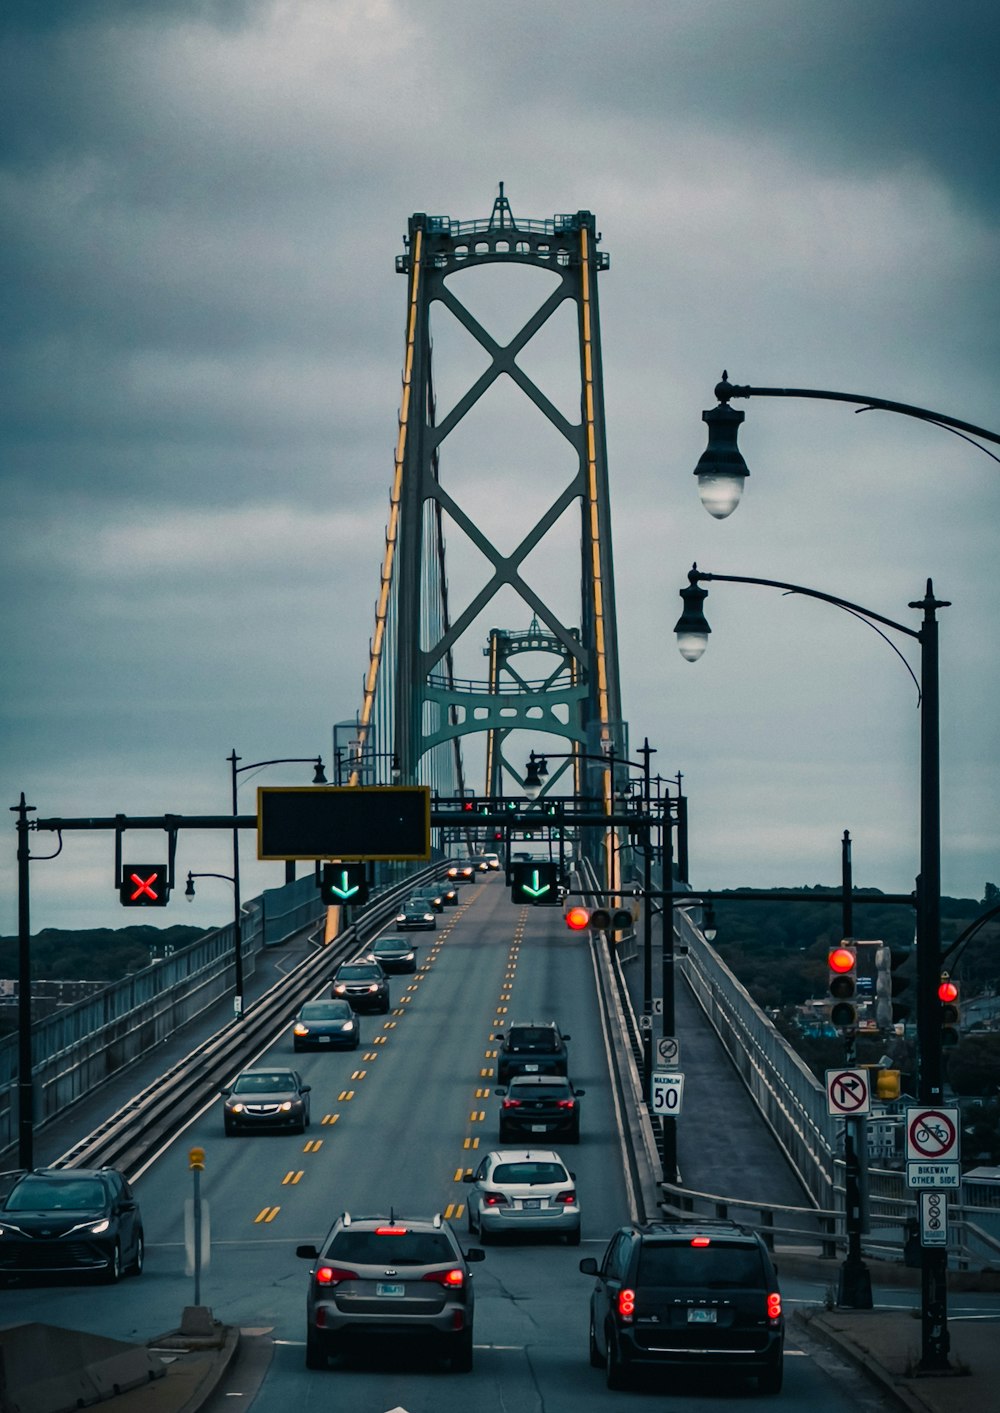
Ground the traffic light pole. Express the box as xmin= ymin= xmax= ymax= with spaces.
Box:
xmin=838 ymin=832 xmax=873 ymax=1309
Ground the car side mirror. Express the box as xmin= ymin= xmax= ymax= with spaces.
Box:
xmin=461 ymin=1172 xmax=475 ymax=1183
xmin=494 ymin=1088 xmax=506 ymax=1096
xmin=579 ymin=1257 xmax=598 ymax=1275
xmin=574 ymin=1088 xmax=586 ymax=1097
xmin=301 ymin=1085 xmax=312 ymax=1094
xmin=220 ymin=1088 xmax=231 ymax=1097
xmin=296 ymin=1244 xmax=319 ymax=1259
xmin=563 ymin=1034 xmax=571 ymax=1042
xmin=465 ymin=1248 xmax=486 ymax=1262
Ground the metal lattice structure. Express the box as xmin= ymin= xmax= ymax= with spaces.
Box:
xmin=352 ymin=189 xmax=625 ymax=857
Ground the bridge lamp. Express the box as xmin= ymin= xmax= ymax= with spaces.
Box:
xmin=673 ymin=570 xmax=712 ymax=661
xmin=693 ymin=392 xmax=749 ymax=519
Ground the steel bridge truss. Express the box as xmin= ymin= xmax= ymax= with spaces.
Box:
xmin=355 ymin=189 xmax=625 ymax=826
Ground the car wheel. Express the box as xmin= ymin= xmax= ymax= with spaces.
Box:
xmin=450 ymin=1327 xmax=474 ymax=1372
xmin=498 ymin=1124 xmax=511 ymax=1143
xmin=475 ymin=1212 xmax=492 ymax=1246
xmin=129 ymin=1230 xmax=145 ymax=1276
xmin=565 ymin=1226 xmax=581 ymax=1247
xmin=589 ymin=1313 xmax=602 ymax=1369
xmin=566 ymin=1125 xmax=580 ymax=1144
xmin=605 ymin=1328 xmax=627 ymax=1390
xmin=305 ymin=1329 xmax=327 ymax=1370
xmin=103 ymin=1240 xmax=122 ymax=1284
xmin=224 ymin=1119 xmax=237 ymax=1136
xmin=758 ymin=1354 xmax=783 ymax=1394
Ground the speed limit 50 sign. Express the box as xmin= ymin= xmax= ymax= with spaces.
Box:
xmin=652 ymin=1072 xmax=684 ymax=1116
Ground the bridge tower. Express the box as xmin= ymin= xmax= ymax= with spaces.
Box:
xmin=356 ymin=188 xmax=626 ymax=851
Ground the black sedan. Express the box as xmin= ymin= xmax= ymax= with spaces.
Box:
xmin=395 ymin=900 xmax=437 ymax=930
xmin=332 ymin=959 xmax=391 ymax=1013
xmin=496 ymin=1074 xmax=585 ymax=1143
xmin=0 ymin=1166 xmax=144 ymax=1283
xmin=222 ymin=1068 xmax=312 ymax=1135
xmin=292 ymin=999 xmax=360 ymax=1051
xmin=369 ymin=936 xmax=418 ymax=974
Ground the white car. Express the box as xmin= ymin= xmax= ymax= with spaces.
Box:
xmin=482 ymin=852 xmax=501 ymax=870
xmin=463 ymin=1149 xmax=580 ymax=1245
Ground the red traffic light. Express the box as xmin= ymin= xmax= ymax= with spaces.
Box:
xmin=937 ymin=979 xmax=959 ymax=1004
xmin=828 ymin=946 xmax=856 ymax=974
xmin=565 ymin=905 xmax=590 ymax=931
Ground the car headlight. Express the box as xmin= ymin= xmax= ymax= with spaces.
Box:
xmin=279 ymin=1100 xmax=293 ymax=1112
xmin=333 ymin=984 xmax=347 ymax=994
xmin=231 ymin=1101 xmax=245 ymax=1113
xmin=293 ymin=1023 xmax=309 ymax=1035
xmin=342 ymin=1020 xmax=355 ymax=1031
xmin=367 ymin=984 xmax=378 ymax=992
xmin=85 ymin=1218 xmax=111 ymax=1234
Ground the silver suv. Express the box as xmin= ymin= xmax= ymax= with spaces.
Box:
xmin=296 ymin=1212 xmax=485 ymax=1372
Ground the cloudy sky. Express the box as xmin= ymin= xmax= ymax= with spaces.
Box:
xmin=2 ymin=0 xmax=998 ymax=935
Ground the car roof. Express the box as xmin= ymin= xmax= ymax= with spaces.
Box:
xmin=485 ymin=1148 xmax=564 ymax=1163
xmin=625 ymin=1219 xmax=761 ymax=1242
xmin=507 ymin=1073 xmax=572 ymax=1086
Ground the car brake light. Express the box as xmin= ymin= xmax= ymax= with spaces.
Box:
xmin=375 ymin=1226 xmax=408 ymax=1235
xmin=618 ymin=1287 xmax=635 ymax=1320
xmin=502 ymin=1099 xmax=522 ymax=1109
xmin=557 ymin=1099 xmax=575 ymax=1110
xmin=690 ymin=1236 xmax=711 ymax=1246
xmin=422 ymin=1267 xmax=464 ymax=1287
xmin=484 ymin=1193 xmax=508 ymax=1207
xmin=555 ymin=1190 xmax=576 ymax=1205
xmin=767 ymin=1292 xmax=782 ymax=1322
xmin=315 ymin=1265 xmax=357 ymax=1286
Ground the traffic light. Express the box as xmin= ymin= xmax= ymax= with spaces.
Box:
xmin=875 ymin=943 xmax=912 ymax=1028
xmin=827 ymin=944 xmax=857 ymax=1029
xmin=120 ymin=864 xmax=169 ymax=907
xmin=319 ymin=863 xmax=369 ymax=905
xmin=510 ymin=861 xmax=559 ymax=906
xmin=564 ymin=903 xmax=634 ymax=932
xmin=937 ymin=975 xmax=961 ymax=1048
xmin=876 ymin=1069 xmax=901 ymax=1101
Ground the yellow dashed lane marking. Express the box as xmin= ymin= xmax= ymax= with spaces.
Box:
xmin=304 ymin=1139 xmax=323 ymax=1152
xmin=350 ymin=1071 xmax=366 ymax=1081
xmin=373 ymin=1035 xmax=387 ymax=1045
xmin=321 ymin=1113 xmax=339 ymax=1125
xmin=444 ymin=1203 xmax=464 ymax=1220
xmin=255 ymin=1207 xmax=280 ymax=1224
xmin=282 ymin=1171 xmax=304 ymax=1186
xmin=463 ymin=1137 xmax=480 ymax=1150
xmin=338 ymin=1090 xmax=355 ymax=1102
xmin=469 ymin=1111 xmax=485 ymax=1123
xmin=363 ymin=1052 xmax=378 ymax=1061
xmin=481 ymin=1067 xmax=494 ymax=1077
xmin=475 ymin=1088 xmax=490 ymax=1099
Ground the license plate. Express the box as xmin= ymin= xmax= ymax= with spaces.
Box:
xmin=319 ymin=1036 xmax=330 ymax=1043
xmin=522 ymin=1199 xmax=540 ymax=1209
xmin=687 ymin=1308 xmax=717 ymax=1323
xmin=524 ymin=1063 xmax=539 ymax=1072
xmin=377 ymin=1282 xmax=405 ymax=1297
xmin=531 ymin=1124 xmax=546 ymax=1132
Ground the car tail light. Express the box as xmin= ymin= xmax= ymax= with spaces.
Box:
xmin=690 ymin=1236 xmax=711 ymax=1246
xmin=484 ymin=1193 xmax=509 ymax=1207
xmin=555 ymin=1190 xmax=576 ymax=1205
xmin=767 ymin=1292 xmax=782 ymax=1323
xmin=618 ymin=1287 xmax=636 ymax=1321
xmin=375 ymin=1226 xmax=407 ymax=1235
xmin=557 ymin=1099 xmax=576 ymax=1110
xmin=422 ymin=1267 xmax=464 ymax=1288
xmin=315 ymin=1265 xmax=358 ymax=1286
xmin=501 ymin=1098 xmax=522 ymax=1110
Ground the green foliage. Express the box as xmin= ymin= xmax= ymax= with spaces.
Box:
xmin=0 ymin=925 xmax=209 ymax=982
xmin=946 ymin=1035 xmax=1000 ymax=1097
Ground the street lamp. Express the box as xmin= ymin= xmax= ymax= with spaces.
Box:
xmin=691 ymin=372 xmax=1000 ymax=519
xmin=674 ymin=563 xmax=952 ymax=1366
xmin=227 ymin=751 xmax=326 ymax=1019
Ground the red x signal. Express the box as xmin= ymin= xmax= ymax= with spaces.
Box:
xmin=120 ymin=864 xmax=169 ymax=907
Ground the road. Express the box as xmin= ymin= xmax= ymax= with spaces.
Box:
xmin=1 ymin=875 xmax=901 ymax=1410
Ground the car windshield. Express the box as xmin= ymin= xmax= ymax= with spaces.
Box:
xmin=328 ymin=1230 xmax=455 ymax=1266
xmin=233 ymin=1072 xmax=294 ymax=1093
xmin=339 ymin=965 xmax=380 ymax=979
xmin=509 ymin=1082 xmax=569 ymax=1099
xmin=637 ymin=1243 xmax=765 ymax=1287
xmin=301 ymin=1002 xmax=350 ymax=1020
xmin=6 ymin=1177 xmax=107 ymax=1211
xmin=374 ymin=940 xmax=408 ymax=952
xmin=509 ymin=1028 xmax=558 ymax=1049
xmin=492 ymin=1162 xmax=567 ymax=1185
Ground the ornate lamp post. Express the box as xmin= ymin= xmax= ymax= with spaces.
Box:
xmin=675 ymin=564 xmax=952 ymax=1368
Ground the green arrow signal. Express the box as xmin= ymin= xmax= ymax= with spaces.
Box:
xmin=521 ymin=869 xmax=551 ymax=899
xmin=327 ymin=870 xmax=360 ymax=900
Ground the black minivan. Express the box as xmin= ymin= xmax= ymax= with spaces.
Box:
xmin=580 ymin=1219 xmax=784 ymax=1392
